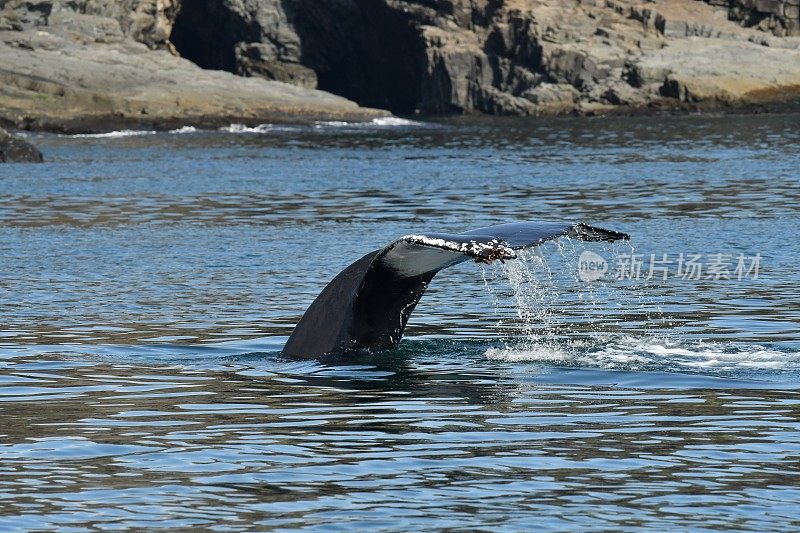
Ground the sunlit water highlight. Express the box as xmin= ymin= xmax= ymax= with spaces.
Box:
xmin=1 ymin=114 xmax=799 ymax=531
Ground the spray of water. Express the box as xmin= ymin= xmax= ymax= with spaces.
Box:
xmin=481 ymin=238 xmax=669 ymax=365
xmin=479 ymin=238 xmax=800 ymax=376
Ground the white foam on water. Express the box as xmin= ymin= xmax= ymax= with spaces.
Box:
xmin=219 ymin=123 xmax=273 ymax=133
xmin=486 ymin=342 xmax=572 ymax=363
xmin=485 ymin=336 xmax=798 ymax=372
xmin=65 ymin=118 xmax=421 ymax=137
xmin=169 ymin=126 xmax=197 ymax=134
xmin=371 ymin=116 xmax=422 ymax=126
xmin=219 ymin=123 xmax=304 ymax=133
xmin=68 ymin=130 xmax=157 ymax=138
xmin=314 ymin=120 xmax=350 ymax=128
xmin=313 ymin=117 xmax=423 ymax=128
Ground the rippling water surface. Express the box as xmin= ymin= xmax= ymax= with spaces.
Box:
xmin=1 ymin=115 xmax=799 ymax=531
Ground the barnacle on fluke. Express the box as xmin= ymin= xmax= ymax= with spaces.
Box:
xmin=403 ymin=235 xmax=516 ymax=264
xmin=282 ymin=221 xmax=629 ymax=359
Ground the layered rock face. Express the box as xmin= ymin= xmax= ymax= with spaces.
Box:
xmin=0 ymin=0 xmax=179 ymax=47
xmin=717 ymin=0 xmax=800 ymax=36
xmin=1 ymin=0 xmax=799 ymax=128
xmin=170 ymin=0 xmax=427 ymax=113
xmin=0 ymin=0 xmax=386 ymax=131
xmin=173 ymin=0 xmax=800 ymax=115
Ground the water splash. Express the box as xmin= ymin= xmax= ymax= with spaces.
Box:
xmin=483 ymin=240 xmax=640 ymax=336
xmin=499 ymin=248 xmax=557 ymax=338
xmin=480 ymin=238 xmax=800 ymax=376
xmin=482 ymin=238 xmax=683 ymax=368
xmin=485 ymin=336 xmax=800 ymax=374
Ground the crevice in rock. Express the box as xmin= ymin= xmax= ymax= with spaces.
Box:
xmin=170 ymin=1 xmax=259 ymax=73
xmin=168 ymin=0 xmax=425 ymax=114
xmin=290 ymin=0 xmax=425 ymax=114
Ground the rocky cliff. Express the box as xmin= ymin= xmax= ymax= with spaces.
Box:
xmin=0 ymin=0 xmax=180 ymax=46
xmin=167 ymin=0 xmax=800 ymax=116
xmin=0 ymin=0 xmax=387 ymax=132
xmin=1 ymin=0 xmax=800 ymax=130
xmin=720 ymin=0 xmax=800 ymax=36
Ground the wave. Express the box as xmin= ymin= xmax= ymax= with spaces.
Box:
xmin=372 ymin=116 xmax=422 ymax=126
xmin=219 ymin=123 xmax=273 ymax=133
xmin=218 ymin=123 xmax=304 ymax=133
xmin=485 ymin=336 xmax=800 ymax=373
xmin=217 ymin=117 xmax=422 ymax=133
xmin=60 ymin=117 xmax=422 ymax=138
xmin=66 ymin=127 xmax=195 ymax=137
xmin=313 ymin=116 xmax=423 ymax=128
xmin=69 ymin=129 xmax=157 ymax=138
xmin=169 ymin=126 xmax=197 ymax=134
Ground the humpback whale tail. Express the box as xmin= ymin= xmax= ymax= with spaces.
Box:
xmin=282 ymin=221 xmax=629 ymax=359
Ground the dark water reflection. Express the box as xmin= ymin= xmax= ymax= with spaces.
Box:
xmin=2 ymin=347 xmax=800 ymax=530
xmin=1 ymin=114 xmax=799 ymax=530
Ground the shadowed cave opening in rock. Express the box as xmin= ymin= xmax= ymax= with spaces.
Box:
xmin=169 ymin=1 xmax=425 ymax=114
xmin=170 ymin=1 xmax=260 ymax=73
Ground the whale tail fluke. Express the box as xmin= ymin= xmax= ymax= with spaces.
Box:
xmin=282 ymin=221 xmax=629 ymax=358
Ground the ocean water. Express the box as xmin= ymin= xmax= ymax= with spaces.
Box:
xmin=0 ymin=114 xmax=799 ymax=531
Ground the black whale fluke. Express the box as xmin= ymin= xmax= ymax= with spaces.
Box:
xmin=282 ymin=221 xmax=629 ymax=358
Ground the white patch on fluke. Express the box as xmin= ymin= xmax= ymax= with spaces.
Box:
xmin=380 ymin=235 xmax=515 ymax=277
xmin=402 ymin=235 xmax=515 ymax=259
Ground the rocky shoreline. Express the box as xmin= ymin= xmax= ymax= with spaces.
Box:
xmin=0 ymin=0 xmax=388 ymax=136
xmin=0 ymin=0 xmax=799 ymax=141
xmin=0 ymin=38 xmax=388 ymax=134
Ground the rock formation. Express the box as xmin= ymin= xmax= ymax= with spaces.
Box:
xmin=169 ymin=0 xmax=800 ymax=116
xmin=0 ymin=127 xmax=42 ymax=162
xmin=170 ymin=0 xmax=428 ymax=113
xmin=1 ymin=0 xmax=799 ymax=130
xmin=0 ymin=0 xmax=386 ymax=132
xmin=717 ymin=0 xmax=800 ymax=36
